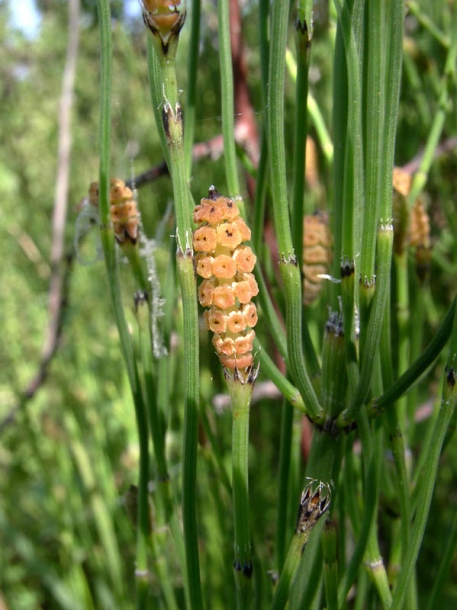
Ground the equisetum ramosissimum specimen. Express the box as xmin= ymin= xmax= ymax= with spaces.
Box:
xmin=89 ymin=178 xmax=139 ymax=245
xmin=193 ymin=186 xmax=259 ymax=379
xmin=302 ymin=212 xmax=333 ymax=306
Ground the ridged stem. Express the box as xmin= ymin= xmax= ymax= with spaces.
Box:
xmin=271 ymin=481 xmax=331 ymax=610
xmin=360 ymin=0 xmax=385 ymax=283
xmin=145 ymin=18 xmax=203 ymax=608
xmin=227 ymin=378 xmax=254 ymax=609
xmin=368 ymin=297 xmax=456 ymax=416
xmin=425 ymin=510 xmax=457 ymax=610
xmin=321 ymin=520 xmax=338 ymax=610
xmin=291 ymin=2 xmax=312 ymax=264
xmin=291 ymin=430 xmax=342 ymax=607
xmin=342 ymin=226 xmax=394 ymax=423
xmin=184 ymin=0 xmax=201 ymax=176
xmin=275 ymin=400 xmax=294 ymax=572
xmin=391 ymin=320 xmax=457 ymax=609
xmin=267 ymin=0 xmax=322 ymax=423
xmin=408 ymin=17 xmax=457 ymax=204
xmin=337 ymin=412 xmax=380 ymax=606
xmin=96 ymin=2 xmax=150 ymax=606
xmin=217 ymin=0 xmax=242 ymax=204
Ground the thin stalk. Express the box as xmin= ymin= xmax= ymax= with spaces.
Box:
xmin=337 ymin=413 xmax=380 ymax=606
xmin=380 ymin=260 xmax=412 ymax=591
xmin=408 ymin=20 xmax=457 ymax=204
xmin=184 ymin=0 xmax=201 ymax=176
xmin=227 ymin=378 xmax=254 ymax=609
xmin=365 ymin=520 xmax=392 ymax=609
xmin=289 ymin=532 xmax=324 ymax=610
xmin=393 ymin=250 xmax=410 ymax=423
xmin=425 ymin=510 xmax=457 ymax=610
xmin=380 ymin=0 xmax=407 ymax=439
xmin=362 ymin=414 xmax=391 ymax=610
xmin=292 ymin=3 xmax=323 ymax=381
xmin=217 ymin=0 xmax=243 ymax=205
xmin=321 ymin=520 xmax=338 ymax=610
xmin=96 ymin=2 xmax=150 ymax=606
xmin=256 ymin=342 xmax=305 ymax=413
xmin=291 ymin=430 xmax=343 ymax=608
xmin=359 ymin=0 xmax=385 ymax=285
xmin=333 ymin=0 xmax=365 ymax=267
xmin=407 ymin=1 xmax=450 ymax=49
xmin=406 ymin=279 xmax=426 ymax=439
xmin=391 ymin=326 xmax=457 ymax=609
xmin=135 ymin=292 xmax=187 ymax=589
xmin=270 ymin=481 xmax=331 ymax=610
xmin=368 ymin=297 xmax=456 ymax=416
xmin=284 ymin=49 xmax=333 ymax=164
xmin=342 ymin=226 xmax=394 ymax=423
xmin=267 ymin=0 xmax=323 ymax=423
xmin=252 ymin=0 xmax=269 ymax=254
xmin=252 ymin=135 xmax=269 ymax=256
xmin=122 ymin=241 xmax=150 ymax=293
xmin=271 ymin=535 xmax=307 ymax=610
xmin=253 ymin=266 xmax=288 ymax=361
xmin=135 ymin=294 xmax=167 ymax=478
xmin=275 ymin=400 xmax=294 ymax=571
xmin=332 ymin=0 xmax=364 ymax=396
xmin=330 ymin=19 xmax=347 ymax=290
xmin=144 ymin=10 xmax=203 ymax=607
xmin=146 ymin=40 xmax=171 ymax=168
xmin=291 ymin=2 xmax=312 ymax=264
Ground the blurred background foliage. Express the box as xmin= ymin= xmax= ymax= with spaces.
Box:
xmin=0 ymin=0 xmax=456 ymax=608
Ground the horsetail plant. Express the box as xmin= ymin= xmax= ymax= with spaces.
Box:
xmin=87 ymin=0 xmax=457 ymax=608
xmin=193 ymin=186 xmax=259 ymax=606
xmin=142 ymin=3 xmax=204 ymax=609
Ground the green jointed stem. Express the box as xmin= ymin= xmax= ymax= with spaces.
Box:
xmin=408 ymin=22 xmax=457 ymax=204
xmin=381 ymin=0 xmax=404 ymax=221
xmin=285 ymin=51 xmax=334 ymax=165
xmin=256 ymin=342 xmax=305 ymax=413
xmin=425 ymin=510 xmax=457 ymax=610
xmin=391 ymin=350 xmax=457 ymax=608
xmin=291 ymin=6 xmax=311 ymax=264
xmin=342 ymin=226 xmax=394 ymax=423
xmin=267 ymin=0 xmax=322 ymax=423
xmin=252 ymin=134 xmax=268 ymax=256
xmin=275 ymin=400 xmax=294 ymax=572
xmin=337 ymin=413 xmax=379 ymax=606
xmin=368 ymin=298 xmax=456 ymax=416
xmin=144 ymin=10 xmax=203 ymax=609
xmin=227 ymin=378 xmax=254 ymax=609
xmin=360 ymin=0 xmax=385 ymax=283
xmin=217 ymin=0 xmax=242 ymax=204
xmin=291 ymin=429 xmax=342 ymax=608
xmin=271 ymin=534 xmax=306 ymax=610
xmin=380 ymin=288 xmax=412 ymax=578
xmin=267 ymin=0 xmax=294 ymax=257
xmin=394 ymin=250 xmax=410 ymax=422
xmin=184 ymin=0 xmax=201 ymax=176
xmin=96 ymin=2 xmax=150 ymax=606
xmin=321 ymin=520 xmax=338 ymax=610
xmin=271 ymin=481 xmax=331 ymax=610
xmin=333 ymin=0 xmax=365 ymax=265
xmin=253 ymin=267 xmax=288 ymax=361
xmin=332 ymin=0 xmax=364 ymax=400
xmin=136 ymin=294 xmax=167 ymax=476
xmin=407 ymin=1 xmax=450 ymax=49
